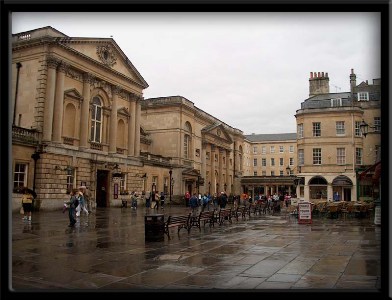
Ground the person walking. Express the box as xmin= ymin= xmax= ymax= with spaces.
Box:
xmin=160 ymin=192 xmax=165 ymax=210
xmin=145 ymin=191 xmax=151 ymax=208
xmin=185 ymin=191 xmax=191 ymax=207
xmin=153 ymin=191 xmax=160 ymax=209
xmin=77 ymin=188 xmax=89 ymax=216
xmin=189 ymin=193 xmax=199 ymax=216
xmin=65 ymin=189 xmax=79 ymax=227
xmin=21 ymin=188 xmax=34 ymax=222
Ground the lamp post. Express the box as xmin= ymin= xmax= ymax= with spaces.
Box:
xmin=208 ymin=181 xmax=211 ymax=195
xmin=31 ymin=152 xmax=40 ymax=194
xmin=197 ymin=175 xmax=200 ymax=196
xmin=169 ymin=168 xmax=173 ymax=204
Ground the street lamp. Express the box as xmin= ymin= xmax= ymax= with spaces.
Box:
xmin=359 ymin=119 xmax=376 ymax=138
xmin=169 ymin=168 xmax=173 ymax=204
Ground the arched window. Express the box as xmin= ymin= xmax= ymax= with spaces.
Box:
xmin=184 ymin=122 xmax=192 ymax=159
xmin=90 ymin=97 xmax=102 ymax=143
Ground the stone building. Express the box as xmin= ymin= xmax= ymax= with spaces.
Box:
xmin=11 ymin=26 xmax=381 ymax=211
xmin=294 ymin=70 xmax=381 ymax=202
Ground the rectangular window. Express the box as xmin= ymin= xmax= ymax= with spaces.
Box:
xmin=358 ymin=92 xmax=369 ymax=101
xmin=261 ymin=146 xmax=266 ymax=154
xmin=253 ymin=158 xmax=257 ymax=167
xmin=271 ymin=158 xmax=275 ymax=166
xmin=289 ymin=145 xmax=294 ymax=153
xmin=297 ymin=123 xmax=304 ymax=138
xmin=206 ymin=152 xmax=210 ymax=160
xmin=120 ymin=175 xmax=126 ymax=193
xmin=215 ymin=154 xmax=218 ymax=162
xmin=279 ymin=157 xmax=284 ymax=166
xmin=262 ymin=171 xmax=266 ymax=176
xmin=374 ymin=117 xmax=381 ymax=132
xmin=279 ymin=170 xmax=284 ymax=176
xmin=355 ymin=121 xmax=362 ymax=137
xmin=337 ymin=148 xmax=346 ymax=165
xmin=253 ymin=146 xmax=257 ymax=154
xmin=253 ymin=171 xmax=258 ymax=176
xmin=336 ymin=121 xmax=345 ymax=135
xmin=331 ymin=98 xmax=342 ymax=107
xmin=298 ymin=149 xmax=304 ymax=165
xmin=313 ymin=148 xmax=322 ymax=165
xmin=279 ymin=146 xmax=284 ymax=153
xmin=66 ymin=168 xmax=75 ymax=194
xmin=14 ymin=163 xmax=27 ymax=188
xmin=356 ymin=148 xmax=363 ymax=165
xmin=313 ymin=122 xmax=321 ymax=137
xmin=262 ymin=158 xmax=266 ymax=167
xmin=270 ymin=146 xmax=275 ymax=153
xmin=270 ymin=171 xmax=275 ymax=176
xmin=289 ymin=157 xmax=294 ymax=166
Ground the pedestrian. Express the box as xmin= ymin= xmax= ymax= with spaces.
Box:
xmin=145 ymin=191 xmax=151 ymax=208
xmin=21 ymin=188 xmax=34 ymax=222
xmin=189 ymin=193 xmax=199 ymax=215
xmin=131 ymin=191 xmax=138 ymax=209
xmin=81 ymin=186 xmax=93 ymax=213
xmin=185 ymin=191 xmax=191 ymax=207
xmin=77 ymin=188 xmax=89 ymax=216
xmin=153 ymin=191 xmax=160 ymax=209
xmin=219 ymin=191 xmax=228 ymax=208
xmin=160 ymin=192 xmax=165 ymax=209
xmin=65 ymin=189 xmax=79 ymax=227
xmin=201 ymin=193 xmax=208 ymax=211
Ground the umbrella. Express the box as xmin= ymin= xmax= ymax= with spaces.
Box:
xmin=23 ymin=187 xmax=37 ymax=199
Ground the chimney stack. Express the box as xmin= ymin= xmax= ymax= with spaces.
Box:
xmin=309 ymin=71 xmax=330 ymax=97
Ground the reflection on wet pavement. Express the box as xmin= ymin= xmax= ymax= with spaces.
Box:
xmin=10 ymin=205 xmax=382 ymax=291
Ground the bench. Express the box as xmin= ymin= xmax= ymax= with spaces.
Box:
xmin=189 ymin=210 xmax=216 ymax=231
xmin=217 ymin=208 xmax=232 ymax=225
xmin=164 ymin=213 xmax=191 ymax=239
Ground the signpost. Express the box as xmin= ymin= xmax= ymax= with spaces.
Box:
xmin=298 ymin=202 xmax=312 ymax=224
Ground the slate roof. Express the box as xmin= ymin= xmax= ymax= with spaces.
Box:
xmin=244 ymin=133 xmax=297 ymax=142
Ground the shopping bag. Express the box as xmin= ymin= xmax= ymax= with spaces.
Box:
xmin=20 ymin=206 xmax=24 ymax=215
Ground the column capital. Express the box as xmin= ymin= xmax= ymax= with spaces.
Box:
xmin=58 ymin=61 xmax=70 ymax=73
xmin=46 ymin=55 xmax=60 ymax=69
xmin=112 ymin=85 xmax=122 ymax=96
xmin=83 ymin=72 xmax=95 ymax=84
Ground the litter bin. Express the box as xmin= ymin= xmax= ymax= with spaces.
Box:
xmin=145 ymin=214 xmax=165 ymax=242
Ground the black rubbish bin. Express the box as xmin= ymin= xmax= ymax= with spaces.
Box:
xmin=145 ymin=214 xmax=165 ymax=242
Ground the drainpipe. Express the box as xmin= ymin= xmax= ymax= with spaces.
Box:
xmin=31 ymin=152 xmax=40 ymax=193
xmin=13 ymin=62 xmax=22 ymax=126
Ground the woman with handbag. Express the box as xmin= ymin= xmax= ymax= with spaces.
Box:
xmin=21 ymin=188 xmax=34 ymax=222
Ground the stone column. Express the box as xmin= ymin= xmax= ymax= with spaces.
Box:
xmin=109 ymin=85 xmax=119 ymax=153
xmin=43 ymin=56 xmax=59 ymax=142
xmin=52 ymin=62 xmax=67 ymax=143
xmin=127 ymin=94 xmax=136 ymax=157
xmin=210 ymin=145 xmax=216 ymax=192
xmin=201 ymin=142 xmax=207 ymax=185
xmin=134 ymin=98 xmax=141 ymax=157
xmin=327 ymin=183 xmax=333 ymax=202
xmin=219 ymin=148 xmax=224 ymax=190
xmin=225 ymin=149 xmax=230 ymax=191
xmin=80 ymin=73 xmax=92 ymax=149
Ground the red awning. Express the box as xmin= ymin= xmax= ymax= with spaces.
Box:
xmin=359 ymin=161 xmax=381 ymax=180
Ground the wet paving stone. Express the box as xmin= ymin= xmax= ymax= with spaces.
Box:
xmin=8 ymin=206 xmax=382 ymax=292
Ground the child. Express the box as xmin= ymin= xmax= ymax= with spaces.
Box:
xmin=65 ymin=189 xmax=79 ymax=227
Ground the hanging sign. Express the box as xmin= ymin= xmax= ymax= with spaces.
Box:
xmin=298 ymin=202 xmax=312 ymax=224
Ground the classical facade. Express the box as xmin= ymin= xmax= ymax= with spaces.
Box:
xmin=294 ymin=70 xmax=381 ymax=202
xmin=11 ymin=26 xmax=381 ymax=211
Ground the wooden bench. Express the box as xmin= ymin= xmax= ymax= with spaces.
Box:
xmin=189 ymin=210 xmax=216 ymax=231
xmin=217 ymin=208 xmax=232 ymax=225
xmin=164 ymin=213 xmax=191 ymax=239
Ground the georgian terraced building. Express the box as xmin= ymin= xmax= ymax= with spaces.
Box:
xmin=11 ymin=26 xmax=381 ymax=211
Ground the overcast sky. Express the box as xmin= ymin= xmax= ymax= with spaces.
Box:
xmin=12 ymin=12 xmax=381 ymax=135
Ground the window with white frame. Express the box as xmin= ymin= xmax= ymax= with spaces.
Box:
xmin=355 ymin=121 xmax=362 ymax=137
xmin=120 ymin=174 xmax=126 ymax=193
xmin=90 ymin=96 xmax=103 ymax=143
xmin=270 ymin=146 xmax=275 ymax=153
xmin=184 ymin=134 xmax=190 ymax=158
xmin=262 ymin=158 xmax=266 ymax=167
xmin=271 ymin=158 xmax=275 ymax=166
xmin=279 ymin=146 xmax=284 ymax=153
xmin=253 ymin=146 xmax=257 ymax=154
xmin=253 ymin=158 xmax=257 ymax=167
xmin=313 ymin=148 xmax=322 ymax=165
xmin=336 ymin=121 xmax=345 ymax=135
xmin=331 ymin=98 xmax=342 ymax=107
xmin=279 ymin=157 xmax=284 ymax=166
xmin=270 ymin=171 xmax=275 ymax=176
xmin=297 ymin=123 xmax=304 ymax=138
xmin=298 ymin=149 xmax=304 ymax=165
xmin=374 ymin=117 xmax=381 ymax=132
xmin=313 ymin=122 xmax=321 ymax=137
xmin=279 ymin=170 xmax=284 ymax=176
xmin=337 ymin=148 xmax=346 ymax=165
xmin=356 ymin=148 xmax=363 ymax=165
xmin=261 ymin=146 xmax=266 ymax=154
xmin=14 ymin=163 xmax=27 ymax=188
xmin=66 ymin=168 xmax=75 ymax=194
xmin=358 ymin=92 xmax=369 ymax=101
xmin=289 ymin=145 xmax=294 ymax=153
xmin=254 ymin=171 xmax=257 ymax=176
xmin=289 ymin=157 xmax=294 ymax=166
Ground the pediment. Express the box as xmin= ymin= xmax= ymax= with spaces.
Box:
xmin=64 ymin=88 xmax=83 ymax=100
xmin=201 ymin=123 xmax=233 ymax=144
xmin=61 ymin=38 xmax=148 ymax=88
xmin=118 ymin=107 xmax=130 ymax=117
xmin=357 ymin=81 xmax=368 ymax=87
